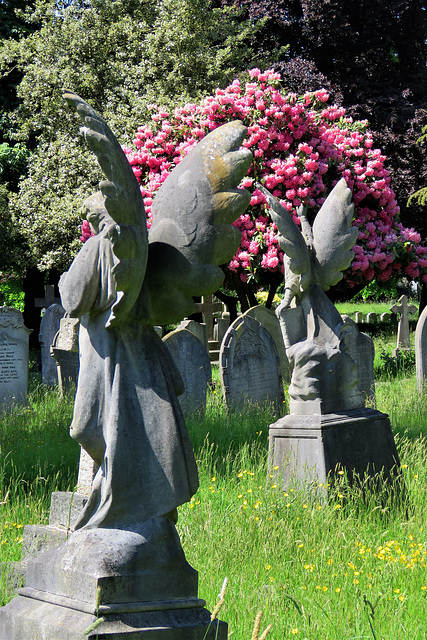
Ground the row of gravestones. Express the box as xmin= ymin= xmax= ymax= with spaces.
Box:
xmin=37 ymin=303 xmax=373 ymax=415
xmin=0 ymin=293 xmax=423 ymax=412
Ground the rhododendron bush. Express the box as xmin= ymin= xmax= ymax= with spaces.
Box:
xmin=89 ymin=69 xmax=427 ymax=299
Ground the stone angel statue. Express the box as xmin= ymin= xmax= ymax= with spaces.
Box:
xmin=258 ymin=180 xmax=366 ymax=415
xmin=59 ymin=91 xmax=252 ymax=531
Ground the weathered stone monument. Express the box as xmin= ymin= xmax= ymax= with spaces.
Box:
xmin=38 ymin=303 xmax=65 ymax=385
xmin=244 ymin=304 xmax=290 ymax=383
xmin=194 ymin=295 xmax=223 ymax=341
xmin=0 ymin=92 xmax=252 ymax=638
xmin=194 ymin=295 xmax=224 ymax=361
xmin=390 ymin=294 xmax=417 ymax=355
xmin=50 ymin=316 xmax=80 ymax=394
xmin=34 ymin=284 xmax=61 ymax=314
xmin=415 ymin=304 xmax=427 ymax=392
xmin=0 ymin=306 xmax=31 ymax=409
xmin=177 ymin=318 xmax=209 ymax=353
xmin=259 ymin=180 xmax=400 ymax=490
xmin=341 ymin=315 xmax=376 ymax=405
xmin=163 ymin=328 xmax=212 ymax=416
xmin=220 ymin=314 xmax=284 ymax=411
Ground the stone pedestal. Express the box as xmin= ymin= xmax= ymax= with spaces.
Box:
xmin=0 ymin=504 xmax=227 ymax=640
xmin=0 ymin=597 xmax=225 ymax=639
xmin=269 ymin=408 xmax=401 ymax=489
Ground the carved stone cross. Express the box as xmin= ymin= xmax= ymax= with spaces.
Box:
xmin=194 ymin=295 xmax=223 ymax=340
xmin=35 ymin=284 xmax=61 ymax=310
xmin=390 ymin=294 xmax=417 ymax=351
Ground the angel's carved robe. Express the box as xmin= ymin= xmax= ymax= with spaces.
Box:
xmin=60 ymin=228 xmax=199 ymax=530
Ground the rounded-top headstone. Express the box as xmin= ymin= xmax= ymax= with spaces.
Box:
xmin=39 ymin=303 xmax=65 ymax=385
xmin=163 ymin=328 xmax=212 ymax=416
xmin=244 ymin=305 xmax=290 ymax=383
xmin=0 ymin=306 xmax=31 ymax=409
xmin=220 ymin=314 xmax=284 ymax=411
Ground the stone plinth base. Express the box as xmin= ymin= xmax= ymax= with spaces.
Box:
xmin=0 ymin=517 xmax=227 ymax=640
xmin=269 ymin=408 xmax=401 ymax=489
xmin=0 ymin=595 xmax=227 ymax=639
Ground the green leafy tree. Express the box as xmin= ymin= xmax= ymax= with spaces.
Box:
xmin=1 ymin=0 xmax=271 ymax=273
xmin=408 ymin=124 xmax=427 ymax=207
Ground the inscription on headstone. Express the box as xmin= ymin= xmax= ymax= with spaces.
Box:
xmin=220 ymin=314 xmax=284 ymax=410
xmin=0 ymin=307 xmax=31 ymax=408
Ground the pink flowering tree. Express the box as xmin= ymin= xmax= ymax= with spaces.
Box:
xmin=86 ymin=68 xmax=427 ymax=309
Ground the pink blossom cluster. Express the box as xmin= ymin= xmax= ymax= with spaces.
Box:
xmin=84 ymin=68 xmax=427 ymax=287
xmin=80 ymin=219 xmax=93 ymax=243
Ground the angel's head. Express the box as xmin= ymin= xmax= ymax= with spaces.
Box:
xmin=80 ymin=191 xmax=108 ymax=235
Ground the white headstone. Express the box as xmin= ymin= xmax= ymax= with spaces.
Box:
xmin=163 ymin=328 xmax=212 ymax=415
xmin=0 ymin=306 xmax=31 ymax=409
xmin=415 ymin=305 xmax=427 ymax=392
xmin=38 ymin=303 xmax=65 ymax=385
xmin=220 ymin=314 xmax=284 ymax=410
xmin=390 ymin=294 xmax=417 ymax=353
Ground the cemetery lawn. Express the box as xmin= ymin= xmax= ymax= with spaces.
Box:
xmin=1 ymin=346 xmax=427 ymax=638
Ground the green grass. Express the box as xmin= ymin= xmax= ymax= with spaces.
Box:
xmin=336 ymin=300 xmax=419 ymax=320
xmin=1 ymin=327 xmax=427 ymax=638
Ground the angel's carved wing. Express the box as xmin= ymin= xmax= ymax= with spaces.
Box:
xmin=63 ymin=90 xmax=148 ymax=326
xmin=138 ymin=122 xmax=253 ymax=325
xmin=64 ymin=91 xmax=252 ymax=326
xmin=257 ymin=183 xmax=311 ymax=291
xmin=312 ymin=178 xmax=358 ymax=291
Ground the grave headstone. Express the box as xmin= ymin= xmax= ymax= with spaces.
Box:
xmin=341 ymin=315 xmax=375 ymax=405
xmin=77 ymin=447 xmax=98 ymax=496
xmin=34 ymin=284 xmax=61 ymax=311
xmin=415 ymin=305 xmax=427 ymax=392
xmin=163 ymin=328 xmax=212 ymax=415
xmin=213 ymin=316 xmax=230 ymax=347
xmin=178 ymin=318 xmax=208 ymax=353
xmin=220 ymin=314 xmax=284 ymax=410
xmin=0 ymin=306 xmax=31 ymax=409
xmin=51 ymin=316 xmax=80 ymax=393
xmin=38 ymin=303 xmax=65 ymax=385
xmin=390 ymin=294 xmax=417 ymax=354
xmin=194 ymin=295 xmax=223 ymax=340
xmin=366 ymin=312 xmax=377 ymax=324
xmin=380 ymin=312 xmax=391 ymax=323
xmin=355 ymin=311 xmax=364 ymax=324
xmin=245 ymin=305 xmax=290 ymax=383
